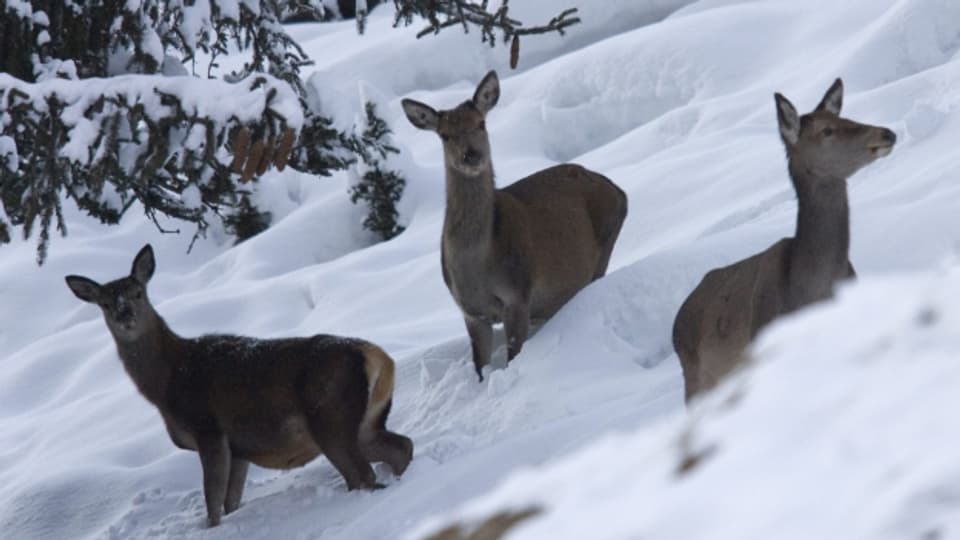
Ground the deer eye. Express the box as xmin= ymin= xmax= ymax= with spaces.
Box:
xmin=133 ymin=291 xmax=143 ymax=300
xmin=478 ymin=121 xmax=486 ymax=131
xmin=821 ymin=127 xmax=834 ymax=137
xmin=440 ymin=134 xmax=450 ymax=142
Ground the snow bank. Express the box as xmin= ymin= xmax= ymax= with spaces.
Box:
xmin=407 ymin=263 xmax=960 ymax=540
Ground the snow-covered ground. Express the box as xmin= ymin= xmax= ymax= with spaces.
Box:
xmin=409 ymin=264 xmax=960 ymax=540
xmin=1 ymin=1 xmax=959 ymax=539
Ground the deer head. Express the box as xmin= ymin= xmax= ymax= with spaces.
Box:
xmin=65 ymin=244 xmax=158 ymax=342
xmin=775 ymin=79 xmax=896 ymax=182
xmin=402 ymin=70 xmax=501 ymax=177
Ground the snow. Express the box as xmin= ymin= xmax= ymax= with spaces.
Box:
xmin=0 ymin=136 xmax=17 ymax=172
xmin=1 ymin=1 xmax=959 ymax=539
xmin=180 ymin=183 xmax=203 ymax=210
xmin=408 ymin=264 xmax=960 ymax=540
xmin=32 ymin=10 xmax=48 ymax=26
xmin=4 ymin=0 xmax=33 ymax=19
xmin=177 ymin=0 xmax=213 ymax=52
xmin=140 ymin=26 xmax=165 ymax=69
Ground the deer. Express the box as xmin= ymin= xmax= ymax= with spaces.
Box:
xmin=64 ymin=245 xmax=413 ymax=527
xmin=402 ymin=71 xmax=628 ymax=381
xmin=672 ymin=79 xmax=896 ymax=402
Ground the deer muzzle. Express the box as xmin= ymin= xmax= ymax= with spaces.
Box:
xmin=868 ymin=128 xmax=896 ymax=157
xmin=462 ymin=148 xmax=483 ymax=167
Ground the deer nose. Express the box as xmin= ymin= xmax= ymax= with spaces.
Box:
xmin=115 ymin=298 xmax=133 ymax=320
xmin=463 ymin=149 xmax=482 ymax=166
xmin=880 ymin=129 xmax=896 ymax=145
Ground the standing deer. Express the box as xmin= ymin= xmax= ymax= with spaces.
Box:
xmin=65 ymin=245 xmax=413 ymax=527
xmin=672 ymin=79 xmax=896 ymax=402
xmin=402 ymin=71 xmax=627 ymax=381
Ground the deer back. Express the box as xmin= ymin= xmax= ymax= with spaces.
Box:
xmin=497 ymin=164 xmax=626 ymax=316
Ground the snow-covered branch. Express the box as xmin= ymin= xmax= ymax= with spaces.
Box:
xmin=0 ymin=72 xmax=302 ymax=263
xmin=390 ymin=1 xmax=580 ymax=45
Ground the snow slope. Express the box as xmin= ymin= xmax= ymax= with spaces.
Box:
xmin=1 ymin=1 xmax=959 ymax=539
xmin=408 ymin=264 xmax=960 ymax=540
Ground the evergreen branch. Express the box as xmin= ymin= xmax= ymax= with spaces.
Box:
xmin=0 ymin=73 xmax=307 ymax=263
xmin=392 ymin=0 xmax=580 ymax=45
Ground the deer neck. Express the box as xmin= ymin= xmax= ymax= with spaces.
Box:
xmin=785 ymin=160 xmax=851 ymax=309
xmin=112 ymin=311 xmax=181 ymax=406
xmin=442 ymin=164 xmax=496 ymax=249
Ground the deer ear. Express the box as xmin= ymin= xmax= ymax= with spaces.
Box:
xmin=402 ymin=99 xmax=439 ymax=131
xmin=131 ymin=244 xmax=155 ymax=284
xmin=815 ymin=78 xmax=843 ymax=115
xmin=472 ymin=71 xmax=500 ymax=115
xmin=775 ymin=93 xmax=800 ymax=146
xmin=65 ymin=275 xmax=102 ymax=304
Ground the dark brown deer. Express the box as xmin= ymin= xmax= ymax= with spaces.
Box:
xmin=672 ymin=79 xmax=896 ymax=402
xmin=65 ymin=245 xmax=413 ymax=527
xmin=402 ymin=71 xmax=627 ymax=380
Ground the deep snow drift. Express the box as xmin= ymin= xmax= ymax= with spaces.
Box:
xmin=409 ymin=264 xmax=960 ymax=540
xmin=1 ymin=1 xmax=958 ymax=539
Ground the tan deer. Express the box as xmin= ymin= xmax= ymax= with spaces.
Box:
xmin=65 ymin=245 xmax=413 ymax=527
xmin=402 ymin=71 xmax=628 ymax=380
xmin=672 ymin=79 xmax=896 ymax=402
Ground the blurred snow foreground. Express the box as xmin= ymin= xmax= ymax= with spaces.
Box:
xmin=1 ymin=0 xmax=960 ymax=539
xmin=408 ymin=264 xmax=960 ymax=540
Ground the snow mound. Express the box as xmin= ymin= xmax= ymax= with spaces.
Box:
xmin=408 ymin=263 xmax=960 ymax=540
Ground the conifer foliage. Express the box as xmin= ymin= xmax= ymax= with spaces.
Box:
xmin=389 ymin=1 xmax=580 ymax=50
xmin=0 ymin=0 xmax=331 ymax=263
xmin=345 ymin=102 xmax=406 ymax=241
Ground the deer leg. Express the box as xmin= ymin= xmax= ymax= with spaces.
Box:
xmin=503 ymin=302 xmax=530 ymax=362
xmin=224 ymin=456 xmax=249 ymax=515
xmin=197 ymin=434 xmax=231 ymax=527
xmin=359 ymin=399 xmax=414 ymax=476
xmin=465 ymin=316 xmax=493 ymax=381
xmin=380 ymin=431 xmax=414 ymax=476
xmin=308 ymin=410 xmax=379 ymax=490
xmin=360 ymin=431 xmax=414 ymax=477
xmin=323 ymin=442 xmax=380 ymax=490
xmin=303 ymin=364 xmax=381 ymax=490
